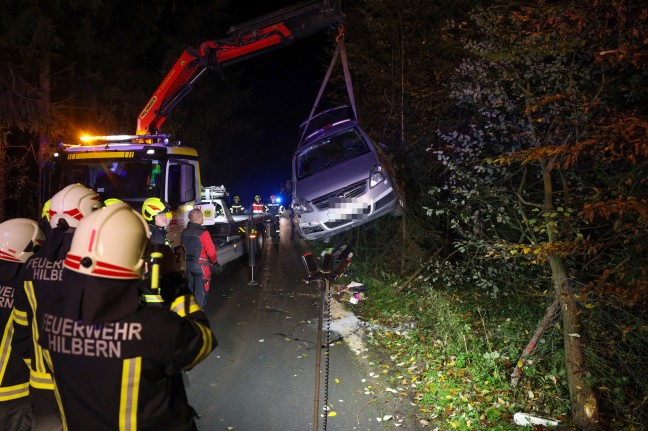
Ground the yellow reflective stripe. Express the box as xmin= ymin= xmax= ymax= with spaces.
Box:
xmin=24 ymin=281 xmax=47 ymax=374
xmin=119 ymin=357 xmax=141 ymax=431
xmin=29 ymin=369 xmax=55 ymax=390
xmin=140 ymin=294 xmax=163 ymax=304
xmin=169 ymin=295 xmax=200 ymax=317
xmin=42 ymin=349 xmax=68 ymax=430
xmin=185 ymin=322 xmax=213 ymax=370
xmin=12 ymin=309 xmax=28 ymax=326
xmin=0 ymin=317 xmax=14 ymax=382
xmin=0 ymin=382 xmax=29 ymax=401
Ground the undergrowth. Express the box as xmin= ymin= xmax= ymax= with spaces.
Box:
xmin=327 ymin=249 xmax=573 ymax=431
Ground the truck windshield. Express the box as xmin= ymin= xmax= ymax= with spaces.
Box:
xmin=46 ymin=160 xmax=162 ymax=202
xmin=295 ymin=128 xmax=369 ymax=180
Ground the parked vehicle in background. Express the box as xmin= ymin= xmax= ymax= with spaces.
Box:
xmin=291 ymin=106 xmax=401 ymax=241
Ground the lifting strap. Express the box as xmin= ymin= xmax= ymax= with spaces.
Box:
xmin=299 ymin=25 xmax=357 ymax=146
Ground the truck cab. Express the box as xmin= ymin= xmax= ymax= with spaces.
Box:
xmin=41 ymin=135 xmax=268 ymax=268
xmin=41 ymin=135 xmax=200 ymax=249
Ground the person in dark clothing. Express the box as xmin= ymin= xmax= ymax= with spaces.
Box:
xmin=141 ymin=197 xmax=172 ymax=247
xmin=264 ymin=195 xmax=284 ymax=216
xmin=181 ymin=209 xmax=217 ymax=309
xmin=229 ymin=196 xmax=244 ymax=215
xmin=38 ymin=203 xmax=216 ymax=431
xmin=0 ymin=218 xmax=45 ymax=431
xmin=16 ymin=183 xmax=103 ymax=431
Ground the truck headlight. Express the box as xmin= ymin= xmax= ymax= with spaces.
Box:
xmin=369 ymin=164 xmax=386 ymax=188
xmin=292 ymin=196 xmax=313 ymax=214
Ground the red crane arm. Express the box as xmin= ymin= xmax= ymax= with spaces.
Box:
xmin=136 ymin=0 xmax=341 ymax=135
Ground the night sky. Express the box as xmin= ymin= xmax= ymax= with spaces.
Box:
xmin=207 ymin=1 xmax=335 ymax=207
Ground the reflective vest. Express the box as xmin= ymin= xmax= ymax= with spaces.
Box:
xmin=251 ymin=202 xmax=264 ymax=214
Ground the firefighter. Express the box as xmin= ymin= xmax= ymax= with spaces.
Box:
xmin=181 ymin=209 xmax=217 ymax=309
xmin=0 ymin=218 xmax=45 ymax=431
xmin=16 ymin=183 xmax=102 ymax=431
xmin=250 ymin=194 xmax=264 ymax=214
xmin=37 ymin=203 xmax=216 ymax=430
xmin=265 ymin=195 xmax=284 ymax=239
xmin=141 ymin=197 xmax=172 ymax=246
xmin=265 ymin=195 xmax=284 ymax=216
xmin=230 ymin=195 xmax=244 ymax=215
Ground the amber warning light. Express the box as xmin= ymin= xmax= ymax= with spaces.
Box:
xmin=80 ymin=135 xmax=140 ymax=142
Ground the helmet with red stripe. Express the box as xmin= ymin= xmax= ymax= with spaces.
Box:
xmin=49 ymin=183 xmax=103 ymax=229
xmin=64 ymin=203 xmax=150 ymax=279
xmin=0 ymin=218 xmax=45 ymax=263
xmin=141 ymin=197 xmax=170 ymax=221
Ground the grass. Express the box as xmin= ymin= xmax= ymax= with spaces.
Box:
xmin=334 ymin=269 xmax=572 ymax=430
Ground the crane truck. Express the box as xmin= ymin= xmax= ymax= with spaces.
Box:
xmin=39 ymin=0 xmax=342 ymax=267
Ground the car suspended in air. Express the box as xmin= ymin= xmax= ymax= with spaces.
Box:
xmin=291 ymin=106 xmax=401 ymax=241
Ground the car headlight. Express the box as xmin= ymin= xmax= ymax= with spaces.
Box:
xmin=291 ymin=196 xmax=314 ymax=214
xmin=369 ymin=164 xmax=386 ymax=188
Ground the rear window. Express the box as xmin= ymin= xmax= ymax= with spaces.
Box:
xmin=296 ymin=128 xmax=369 ymax=180
xmin=299 ymin=106 xmax=355 ymax=142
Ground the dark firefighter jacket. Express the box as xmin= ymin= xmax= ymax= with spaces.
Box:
xmin=265 ymin=203 xmax=283 ymax=216
xmin=0 ymin=261 xmax=31 ymax=403
xmin=148 ymin=224 xmax=170 ymax=247
xmin=15 ymin=227 xmax=73 ymax=420
xmin=38 ymin=269 xmax=216 ymax=431
xmin=229 ymin=204 xmax=244 ymax=215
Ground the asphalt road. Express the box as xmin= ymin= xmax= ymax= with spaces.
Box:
xmin=185 ymin=217 xmax=403 ymax=431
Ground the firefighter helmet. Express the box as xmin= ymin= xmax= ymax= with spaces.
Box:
xmin=49 ymin=184 xmax=103 ymax=229
xmin=255 ymin=195 xmax=261 ymax=200
xmin=41 ymin=199 xmax=52 ymax=221
xmin=64 ymin=203 xmax=150 ymax=279
xmin=0 ymin=218 xmax=45 ymax=263
xmin=104 ymin=198 xmax=123 ymax=206
xmin=141 ymin=197 xmax=171 ymax=221
xmin=233 ymin=196 xmax=240 ymax=201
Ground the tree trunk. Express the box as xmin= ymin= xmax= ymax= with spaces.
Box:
xmin=510 ymin=298 xmax=560 ymax=387
xmin=541 ymin=159 xmax=599 ymax=429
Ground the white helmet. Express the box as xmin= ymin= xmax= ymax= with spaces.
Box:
xmin=0 ymin=218 xmax=45 ymax=263
xmin=49 ymin=183 xmax=103 ymax=229
xmin=64 ymin=203 xmax=150 ymax=279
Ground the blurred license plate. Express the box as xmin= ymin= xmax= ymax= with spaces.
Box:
xmin=327 ymin=198 xmax=370 ymax=221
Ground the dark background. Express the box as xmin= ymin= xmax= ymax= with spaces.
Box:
xmin=191 ymin=1 xmax=336 ymax=208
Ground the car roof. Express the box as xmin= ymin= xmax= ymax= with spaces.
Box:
xmin=298 ymin=105 xmax=356 ymax=146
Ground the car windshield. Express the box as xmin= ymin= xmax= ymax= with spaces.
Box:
xmin=296 ymin=128 xmax=369 ymax=180
xmin=47 ymin=160 xmax=162 ymax=201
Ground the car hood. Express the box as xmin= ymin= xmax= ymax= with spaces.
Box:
xmin=294 ymin=152 xmax=376 ymax=201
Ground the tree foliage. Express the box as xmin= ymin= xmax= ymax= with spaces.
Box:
xmin=425 ymin=1 xmax=647 ymax=427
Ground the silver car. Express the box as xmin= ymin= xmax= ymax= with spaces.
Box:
xmin=291 ymin=106 xmax=400 ymax=241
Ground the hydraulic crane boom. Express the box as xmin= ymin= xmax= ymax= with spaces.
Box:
xmin=136 ymin=0 xmax=342 ymax=135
